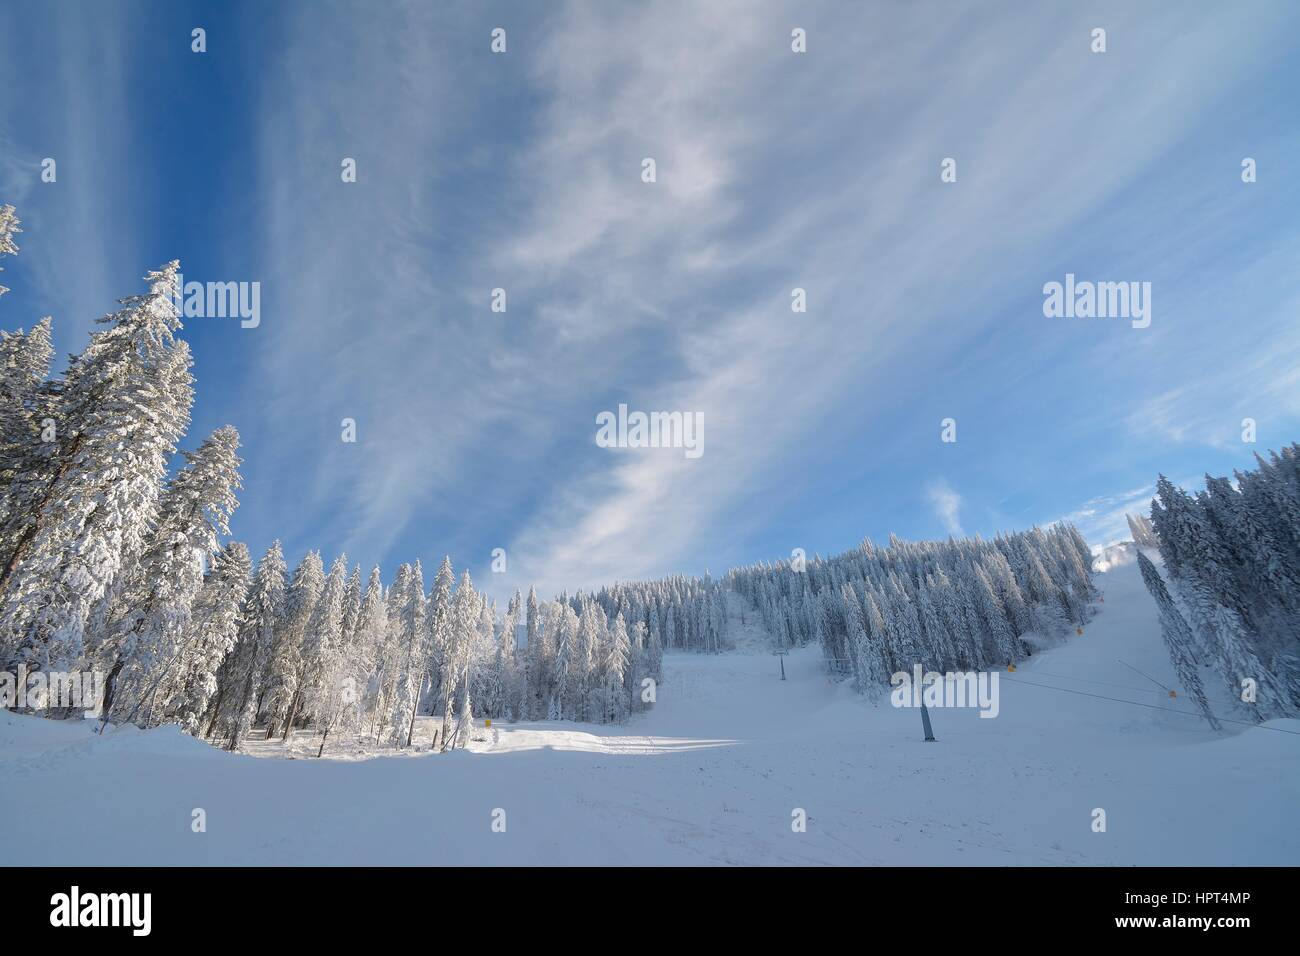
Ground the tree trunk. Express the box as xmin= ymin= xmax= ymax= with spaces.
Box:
xmin=404 ymin=672 xmax=427 ymax=748
xmin=96 ymin=658 xmax=126 ymax=734
xmin=223 ymin=671 xmax=257 ymax=750
xmin=282 ymin=689 xmax=302 ymax=741
xmin=203 ymin=679 xmax=232 ymax=739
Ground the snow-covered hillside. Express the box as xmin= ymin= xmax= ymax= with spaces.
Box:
xmin=1 ymin=553 xmax=1296 ymax=866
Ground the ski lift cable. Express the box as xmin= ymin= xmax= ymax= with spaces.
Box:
xmin=1009 ymin=668 xmax=1155 ymax=694
xmin=1115 ymin=658 xmax=1173 ymax=693
xmin=999 ymin=674 xmax=1300 ymax=735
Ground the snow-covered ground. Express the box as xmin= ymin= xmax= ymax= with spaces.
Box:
xmin=2 ymin=552 xmax=1296 ymax=865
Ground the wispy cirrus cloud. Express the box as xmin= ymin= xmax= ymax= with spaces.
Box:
xmin=0 ymin=3 xmax=134 ymax=358
xmin=492 ymin=1 xmax=1295 ymax=596
xmin=1051 ymin=484 xmax=1155 ymax=550
xmin=8 ymin=0 xmax=1296 ymax=599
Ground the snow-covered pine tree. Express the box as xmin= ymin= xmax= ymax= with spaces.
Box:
xmin=883 ymin=576 xmax=923 ymax=673
xmin=218 ymin=540 xmax=286 ymax=749
xmin=550 ymin=600 xmax=576 ymax=722
xmin=92 ymin=424 xmax=242 ymax=725
xmin=389 ymin=560 xmax=426 ymax=747
xmin=1127 ymin=512 xmax=1159 ymax=549
xmin=520 ymin=585 xmax=541 ymax=719
xmin=645 ymin=606 xmax=663 ymax=683
xmin=265 ymin=550 xmax=324 ymax=738
xmin=456 ymin=677 xmax=474 ymax=748
xmin=845 ymin=584 xmax=892 ymax=690
xmin=0 ymin=318 xmax=55 ymax=579
xmin=917 ymin=576 xmax=955 ymax=671
xmin=662 ymin=606 xmax=676 ymax=655
xmin=1 ymin=264 xmax=193 ymax=681
xmin=647 ymin=602 xmax=661 ymax=663
xmin=813 ymin=588 xmax=840 ymax=673
xmin=498 ymin=591 xmax=520 ymax=721
xmin=341 ymin=564 xmax=362 ymax=660
xmin=422 ymin=556 xmax=455 ymax=722
xmin=171 ymin=540 xmax=250 ymax=732
xmin=1150 ymin=476 xmax=1203 ymax=584
xmin=973 ymin=563 xmax=1020 ymax=664
xmin=628 ymin=619 xmax=647 ymax=712
xmin=1061 ymin=524 xmax=1097 ymax=587
xmin=954 ymin=573 xmax=990 ymax=669
xmin=474 ymin=595 xmax=498 ymax=717
xmin=603 ymin=612 xmax=631 ymax=722
xmin=356 ymin=565 xmax=387 ymax=732
xmin=931 ymin=569 xmax=974 ymax=669
xmin=984 ymin=550 xmax=1031 ymax=638
xmin=1022 ymin=541 xmax=1071 ymax=631
xmin=1190 ymin=585 xmax=1291 ymax=720
xmin=374 ymin=562 xmax=413 ymax=740
xmin=1142 ymin=464 xmax=1299 ymax=721
xmin=1044 ymin=532 xmax=1093 ymax=625
xmin=839 ymin=585 xmax=870 ymax=690
xmin=302 ymin=555 xmax=351 ymax=755
xmin=0 ymin=203 xmax=19 ymax=297
xmin=1207 ymin=473 xmax=1299 ymax=612
xmin=440 ymin=570 xmax=478 ymax=749
xmin=1136 ymin=550 xmax=1221 ymax=731
xmin=860 ymin=588 xmax=896 ymax=681
xmin=577 ymin=599 xmax=607 ymax=721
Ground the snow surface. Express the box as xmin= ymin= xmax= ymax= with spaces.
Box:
xmin=2 ymin=552 xmax=1297 ymax=865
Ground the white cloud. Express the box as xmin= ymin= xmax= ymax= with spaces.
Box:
xmin=497 ymin=1 xmax=1279 ymax=596
xmin=236 ymin=0 xmax=1293 ymax=597
xmin=0 ymin=6 xmax=133 ymax=356
xmin=1052 ymin=484 xmax=1155 ymax=550
xmin=1050 ymin=476 xmax=1203 ymax=552
xmin=926 ymin=481 xmax=964 ymax=537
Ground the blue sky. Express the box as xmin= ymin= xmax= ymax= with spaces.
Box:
xmin=2 ymin=1 xmax=1298 ymax=601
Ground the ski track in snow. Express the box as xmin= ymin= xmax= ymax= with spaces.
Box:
xmin=1 ymin=551 xmax=1297 ymax=865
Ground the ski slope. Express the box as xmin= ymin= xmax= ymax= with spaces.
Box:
xmin=2 ymin=549 xmax=1297 ymax=866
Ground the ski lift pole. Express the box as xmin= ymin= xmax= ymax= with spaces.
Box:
xmin=920 ymin=699 xmax=937 ymax=742
xmin=775 ymin=649 xmax=787 ymax=681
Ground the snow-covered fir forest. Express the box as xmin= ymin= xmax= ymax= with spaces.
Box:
xmin=0 ymin=224 xmax=658 ymax=750
xmin=725 ymin=524 xmax=1096 ymax=682
xmin=1135 ymin=454 xmax=1300 ymax=726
